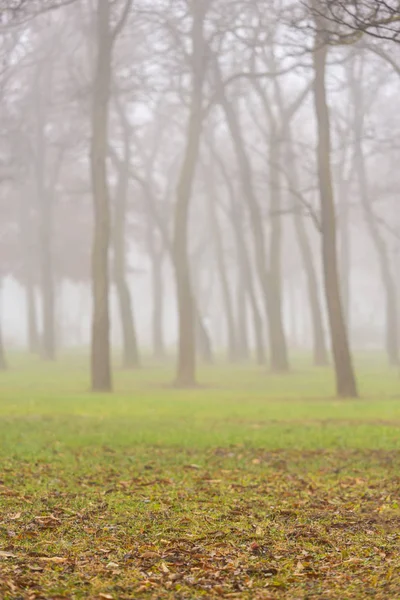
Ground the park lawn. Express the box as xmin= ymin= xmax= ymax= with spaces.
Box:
xmin=0 ymin=357 xmax=399 ymax=599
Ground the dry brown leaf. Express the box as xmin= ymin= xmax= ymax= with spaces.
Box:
xmin=38 ymin=556 xmax=67 ymax=563
xmin=9 ymin=512 xmax=22 ymax=520
xmin=160 ymin=562 xmax=170 ymax=573
xmin=0 ymin=551 xmax=16 ymax=558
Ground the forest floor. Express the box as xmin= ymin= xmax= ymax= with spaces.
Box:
xmin=0 ymin=356 xmax=399 ymax=599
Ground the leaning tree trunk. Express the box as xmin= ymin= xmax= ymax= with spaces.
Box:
xmin=312 ymin=34 xmax=358 ymax=398
xmin=173 ymin=5 xmax=207 ymax=387
xmin=90 ymin=0 xmax=113 ymax=392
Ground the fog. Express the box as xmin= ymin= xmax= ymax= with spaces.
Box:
xmin=1 ymin=0 xmax=399 ymax=396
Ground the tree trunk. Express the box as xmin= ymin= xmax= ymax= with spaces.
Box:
xmin=205 ymin=169 xmax=238 ymax=362
xmin=19 ymin=192 xmax=40 ymax=354
xmin=350 ymin=65 xmax=399 ymax=366
xmin=282 ymin=122 xmax=329 ymax=366
xmin=213 ymin=146 xmax=265 ymax=365
xmin=34 ymin=72 xmax=55 ymax=361
xmin=312 ymin=34 xmax=358 ymax=397
xmin=26 ymin=282 xmax=39 ymax=354
xmin=236 ymin=277 xmax=250 ymax=361
xmin=152 ymin=252 xmax=165 ymax=360
xmin=173 ymin=5 xmax=207 ymax=387
xmin=39 ymin=196 xmax=55 ymax=360
xmin=216 ymin=74 xmax=284 ymax=370
xmin=268 ymin=132 xmax=290 ymax=371
xmin=0 ymin=282 xmax=6 ymax=371
xmin=90 ymin=0 xmax=113 ymax=392
xmin=338 ymin=181 xmax=351 ymax=328
xmin=113 ymin=105 xmax=140 ymax=369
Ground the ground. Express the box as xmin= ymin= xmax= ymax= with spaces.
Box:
xmin=0 ymin=355 xmax=399 ymax=599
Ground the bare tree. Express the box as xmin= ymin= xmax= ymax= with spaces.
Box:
xmin=172 ymin=1 xmax=210 ymax=387
xmin=312 ymin=8 xmax=358 ymax=397
xmin=90 ymin=0 xmax=132 ymax=391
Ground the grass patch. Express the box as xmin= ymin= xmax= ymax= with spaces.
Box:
xmin=0 ymin=357 xmax=399 ymax=598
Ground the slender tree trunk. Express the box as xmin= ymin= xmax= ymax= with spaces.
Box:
xmin=26 ymin=282 xmax=39 ymax=353
xmin=0 ymin=282 xmax=6 ymax=371
xmin=90 ymin=0 xmax=113 ymax=391
xmin=34 ymin=73 xmax=55 ymax=361
xmin=173 ymin=5 xmax=207 ymax=387
xmin=312 ymin=34 xmax=358 ymax=397
xmin=216 ymin=74 xmax=285 ymax=370
xmin=213 ymin=146 xmax=265 ymax=365
xmin=350 ymin=67 xmax=399 ymax=366
xmin=205 ymin=168 xmax=238 ymax=362
xmin=338 ymin=180 xmax=351 ymax=328
xmin=236 ymin=277 xmax=250 ymax=361
xmin=19 ymin=193 xmax=40 ymax=354
xmin=39 ymin=195 xmax=55 ymax=360
xmin=283 ymin=126 xmax=329 ymax=366
xmin=268 ymin=132 xmax=290 ymax=371
xmin=146 ymin=219 xmax=166 ymax=360
xmin=113 ymin=105 xmax=140 ymax=369
xmin=152 ymin=252 xmax=165 ymax=360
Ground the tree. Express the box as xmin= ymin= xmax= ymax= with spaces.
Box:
xmin=90 ymin=0 xmax=132 ymax=391
xmin=172 ymin=1 xmax=210 ymax=387
xmin=312 ymin=8 xmax=358 ymax=397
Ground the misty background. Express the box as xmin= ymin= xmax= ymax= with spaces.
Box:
xmin=0 ymin=0 xmax=399 ymax=392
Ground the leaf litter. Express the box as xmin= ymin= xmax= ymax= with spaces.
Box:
xmin=0 ymin=447 xmax=399 ymax=599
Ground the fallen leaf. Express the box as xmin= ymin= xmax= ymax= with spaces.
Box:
xmin=0 ymin=551 xmax=15 ymax=558
xmin=141 ymin=551 xmax=159 ymax=559
xmin=160 ymin=562 xmax=170 ymax=573
xmin=106 ymin=561 xmax=119 ymax=569
xmin=38 ymin=556 xmax=67 ymax=563
xmin=9 ymin=512 xmax=21 ymax=520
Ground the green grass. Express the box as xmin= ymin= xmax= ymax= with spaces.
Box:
xmin=0 ymin=356 xmax=399 ymax=598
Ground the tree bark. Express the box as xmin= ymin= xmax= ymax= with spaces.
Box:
xmin=90 ymin=0 xmax=113 ymax=391
xmin=173 ymin=4 xmax=207 ymax=387
xmin=312 ymin=34 xmax=358 ymax=397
